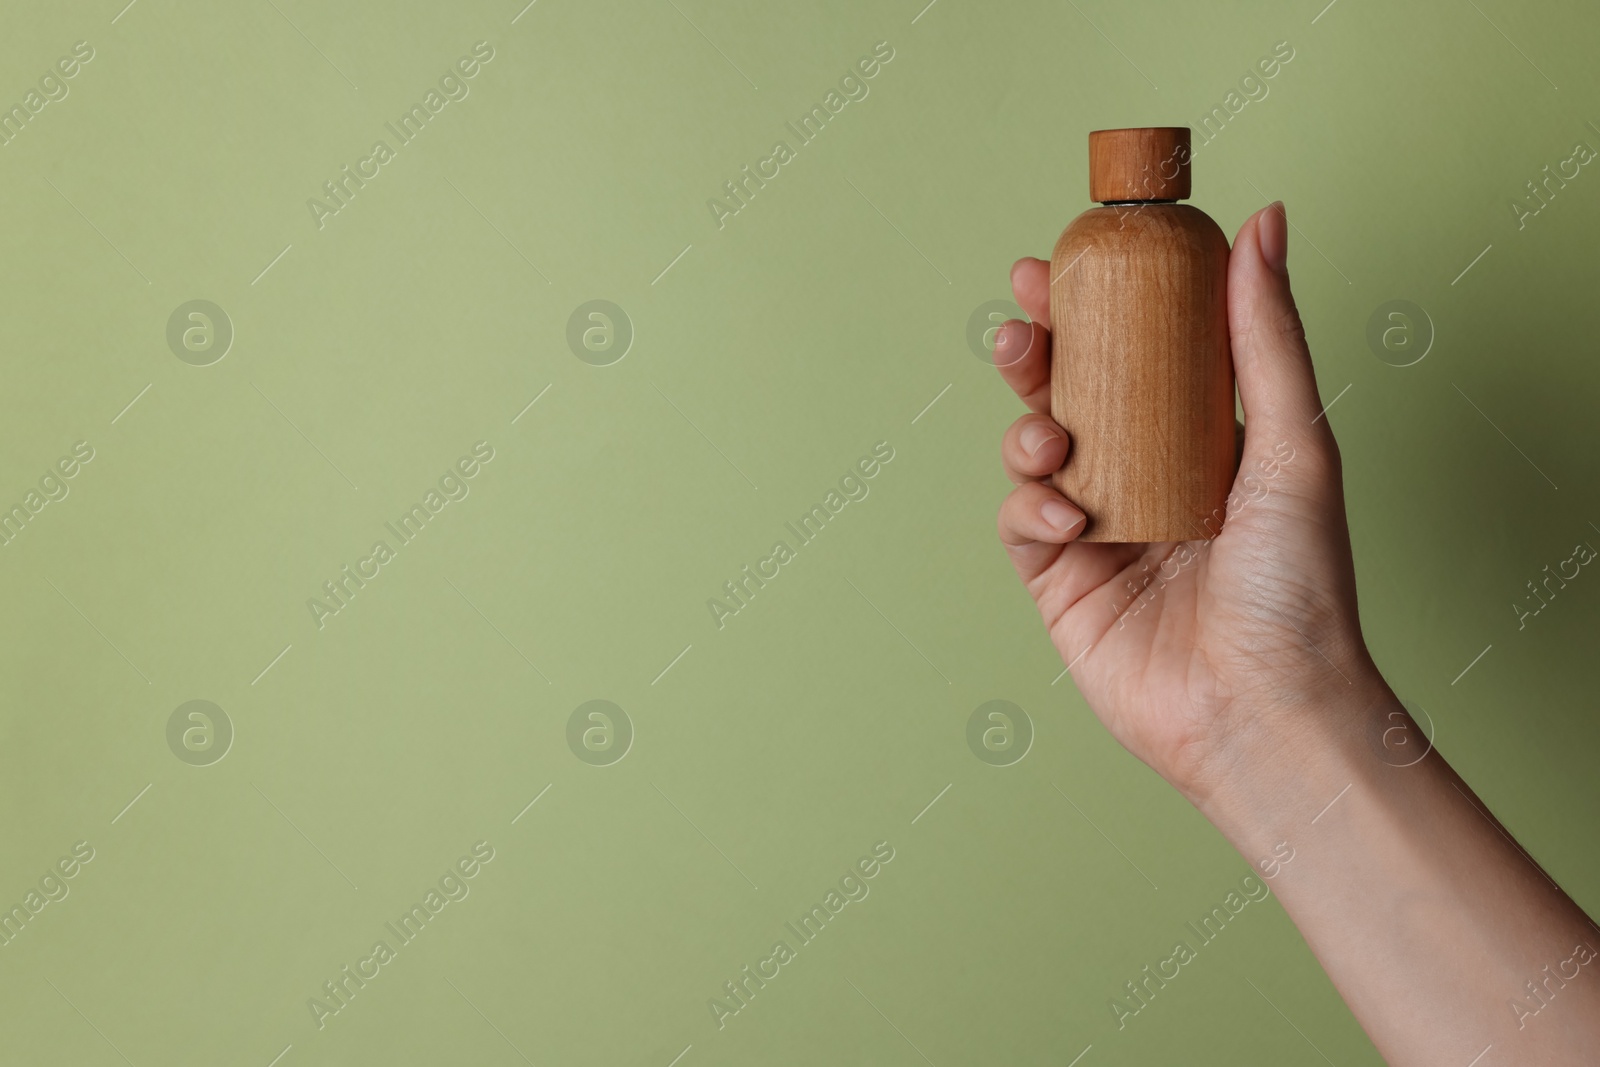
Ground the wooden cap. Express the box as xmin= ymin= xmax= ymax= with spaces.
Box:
xmin=1088 ymin=127 xmax=1191 ymax=202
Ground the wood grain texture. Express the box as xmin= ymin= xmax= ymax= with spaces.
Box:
xmin=1088 ymin=127 xmax=1190 ymax=203
xmin=1049 ymin=204 xmax=1235 ymax=542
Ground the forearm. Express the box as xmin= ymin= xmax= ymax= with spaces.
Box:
xmin=1192 ymin=679 xmax=1600 ymax=1065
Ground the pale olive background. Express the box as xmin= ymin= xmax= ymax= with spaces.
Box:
xmin=2 ymin=1 xmax=1598 ymax=1064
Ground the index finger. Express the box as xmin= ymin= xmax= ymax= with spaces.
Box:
xmin=995 ymin=257 xmax=1054 ymax=414
xmin=1010 ymin=257 xmax=1050 ymax=328
xmin=994 ymin=319 xmax=1051 ymax=414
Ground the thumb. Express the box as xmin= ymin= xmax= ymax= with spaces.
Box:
xmin=1228 ymin=202 xmax=1332 ymax=452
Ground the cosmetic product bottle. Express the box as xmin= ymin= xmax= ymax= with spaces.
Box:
xmin=1050 ymin=126 xmax=1235 ymax=542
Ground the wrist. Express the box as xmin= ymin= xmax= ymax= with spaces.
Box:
xmin=1181 ymin=670 xmax=1404 ymax=857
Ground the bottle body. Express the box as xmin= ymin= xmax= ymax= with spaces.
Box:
xmin=1049 ymin=203 xmax=1234 ymax=542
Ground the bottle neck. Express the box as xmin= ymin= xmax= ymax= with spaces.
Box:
xmin=1100 ymin=199 xmax=1180 ymax=207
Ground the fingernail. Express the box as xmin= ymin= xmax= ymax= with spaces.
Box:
xmin=1041 ymin=499 xmax=1084 ymax=533
xmin=1259 ymin=201 xmax=1288 ymax=274
xmin=1020 ymin=422 xmax=1059 ymax=458
xmin=993 ymin=324 xmax=1009 ymax=352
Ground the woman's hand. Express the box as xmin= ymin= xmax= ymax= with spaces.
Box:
xmin=998 ymin=202 xmax=1600 ymax=1066
xmin=994 ymin=202 xmax=1389 ymax=802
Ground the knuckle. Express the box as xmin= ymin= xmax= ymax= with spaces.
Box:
xmin=1276 ymin=302 xmax=1307 ymax=347
xmin=996 ymin=487 xmax=1028 ymax=540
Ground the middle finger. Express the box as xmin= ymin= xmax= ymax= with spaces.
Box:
xmin=1002 ymin=412 xmax=1071 ymax=484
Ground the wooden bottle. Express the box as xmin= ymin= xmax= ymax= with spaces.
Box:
xmin=1049 ymin=127 xmax=1235 ymax=543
